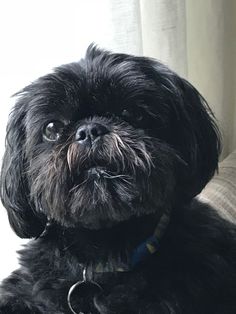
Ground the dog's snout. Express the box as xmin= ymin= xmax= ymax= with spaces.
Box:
xmin=75 ymin=123 xmax=109 ymax=145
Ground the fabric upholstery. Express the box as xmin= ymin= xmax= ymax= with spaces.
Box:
xmin=198 ymin=150 xmax=236 ymax=222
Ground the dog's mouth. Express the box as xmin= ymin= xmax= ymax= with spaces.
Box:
xmin=83 ymin=166 xmax=107 ymax=177
xmin=75 ymin=163 xmax=122 ymax=183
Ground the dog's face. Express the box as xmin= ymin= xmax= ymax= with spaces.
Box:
xmin=0 ymin=46 xmax=221 ymax=237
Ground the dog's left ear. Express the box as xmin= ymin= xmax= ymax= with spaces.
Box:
xmin=167 ymin=76 xmax=222 ymax=199
xmin=0 ymin=99 xmax=46 ymax=238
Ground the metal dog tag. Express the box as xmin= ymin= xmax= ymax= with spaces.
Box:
xmin=67 ymin=269 xmax=103 ymax=314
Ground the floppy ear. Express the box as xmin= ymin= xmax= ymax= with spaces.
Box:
xmin=170 ymin=77 xmax=222 ymax=199
xmin=0 ymin=99 xmax=46 ymax=238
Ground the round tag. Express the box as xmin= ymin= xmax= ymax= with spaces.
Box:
xmin=67 ymin=279 xmax=103 ymax=314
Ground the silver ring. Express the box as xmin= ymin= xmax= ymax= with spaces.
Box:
xmin=67 ymin=276 xmax=103 ymax=314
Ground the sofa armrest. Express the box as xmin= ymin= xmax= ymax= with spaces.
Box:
xmin=198 ymin=150 xmax=236 ymax=222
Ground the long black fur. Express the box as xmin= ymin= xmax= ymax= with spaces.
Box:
xmin=0 ymin=45 xmax=235 ymax=313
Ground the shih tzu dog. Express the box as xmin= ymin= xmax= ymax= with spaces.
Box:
xmin=0 ymin=45 xmax=236 ymax=314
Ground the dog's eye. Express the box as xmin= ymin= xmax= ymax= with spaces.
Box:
xmin=135 ymin=113 xmax=143 ymax=122
xmin=121 ymin=109 xmax=131 ymax=119
xmin=43 ymin=121 xmax=64 ymax=142
xmin=121 ymin=109 xmax=143 ymax=122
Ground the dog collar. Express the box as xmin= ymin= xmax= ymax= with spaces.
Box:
xmin=39 ymin=210 xmax=170 ymax=272
xmin=67 ymin=209 xmax=170 ymax=314
xmin=67 ymin=236 xmax=160 ymax=314
xmin=131 ymin=209 xmax=170 ymax=268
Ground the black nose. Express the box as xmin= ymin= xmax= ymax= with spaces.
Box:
xmin=75 ymin=123 xmax=109 ymax=145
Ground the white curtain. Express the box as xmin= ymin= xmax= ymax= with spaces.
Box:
xmin=1 ymin=0 xmax=236 ymax=156
xmin=91 ymin=0 xmax=236 ymax=157
xmin=1 ymin=0 xmax=235 ymax=156
xmin=103 ymin=0 xmax=236 ymax=157
xmin=0 ymin=0 xmax=235 ymax=280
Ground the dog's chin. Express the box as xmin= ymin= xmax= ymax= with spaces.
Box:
xmin=67 ymin=205 xmax=139 ymax=231
xmin=73 ymin=204 xmax=150 ymax=231
xmin=76 ymin=212 xmax=132 ymax=230
xmin=56 ymin=167 xmax=150 ymax=230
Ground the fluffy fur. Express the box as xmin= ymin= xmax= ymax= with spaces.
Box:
xmin=0 ymin=45 xmax=235 ymax=314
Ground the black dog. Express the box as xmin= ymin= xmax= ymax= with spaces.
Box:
xmin=0 ymin=45 xmax=235 ymax=314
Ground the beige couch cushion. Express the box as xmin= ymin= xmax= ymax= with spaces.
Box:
xmin=198 ymin=150 xmax=236 ymax=222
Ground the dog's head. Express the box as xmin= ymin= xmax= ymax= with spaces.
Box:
xmin=0 ymin=45 xmax=221 ymax=238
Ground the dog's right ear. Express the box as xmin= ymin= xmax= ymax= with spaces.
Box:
xmin=0 ymin=97 xmax=46 ymax=238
